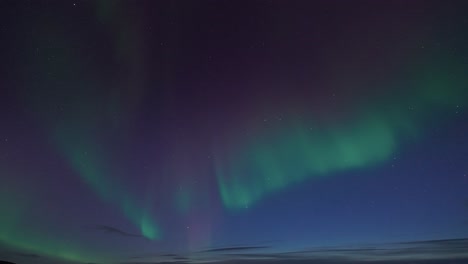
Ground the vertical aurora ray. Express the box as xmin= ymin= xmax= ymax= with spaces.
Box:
xmin=175 ymin=186 xmax=192 ymax=214
xmin=215 ymin=61 xmax=468 ymax=210
xmin=11 ymin=0 xmax=163 ymax=241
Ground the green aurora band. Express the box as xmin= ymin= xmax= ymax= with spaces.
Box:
xmin=215 ymin=63 xmax=468 ymax=210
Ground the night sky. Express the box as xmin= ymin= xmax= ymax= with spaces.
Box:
xmin=1 ymin=1 xmax=468 ymax=264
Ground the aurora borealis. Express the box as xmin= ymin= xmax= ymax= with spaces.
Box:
xmin=1 ymin=1 xmax=468 ymax=264
xmin=215 ymin=62 xmax=468 ymax=209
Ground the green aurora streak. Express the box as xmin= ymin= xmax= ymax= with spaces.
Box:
xmin=215 ymin=63 xmax=468 ymax=210
xmin=54 ymin=125 xmax=161 ymax=240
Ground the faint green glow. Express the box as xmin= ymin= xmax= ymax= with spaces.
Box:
xmin=139 ymin=213 xmax=159 ymax=240
xmin=0 ymin=185 xmax=106 ymax=263
xmin=215 ymin=63 xmax=468 ymax=209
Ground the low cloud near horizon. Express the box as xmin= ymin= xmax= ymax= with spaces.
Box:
xmin=2 ymin=238 xmax=468 ymax=264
